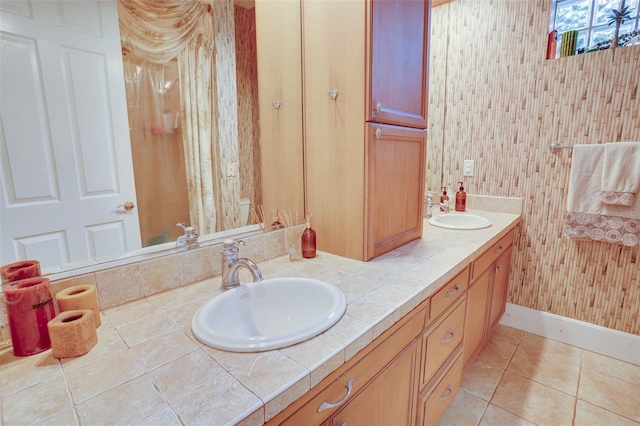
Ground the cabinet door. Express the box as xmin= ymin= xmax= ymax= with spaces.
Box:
xmin=488 ymin=247 xmax=513 ymax=332
xmin=331 ymin=339 xmax=421 ymax=426
xmin=463 ymin=270 xmax=490 ymax=369
xmin=365 ymin=123 xmax=426 ymax=260
xmin=368 ymin=0 xmax=430 ymax=128
xmin=256 ymin=0 xmax=304 ymax=216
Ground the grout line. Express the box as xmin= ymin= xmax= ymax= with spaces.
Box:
xmin=572 ymin=351 xmax=584 ymax=426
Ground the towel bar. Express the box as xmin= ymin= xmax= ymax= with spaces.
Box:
xmin=549 ymin=142 xmax=573 ymax=154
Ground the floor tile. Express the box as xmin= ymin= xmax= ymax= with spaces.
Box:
xmin=574 ymin=399 xmax=640 ymax=426
xmin=518 ymin=333 xmax=583 ymax=366
xmin=491 ymin=370 xmax=575 ymax=425
xmin=492 ymin=324 xmax=524 ymax=345
xmin=582 ymin=350 xmax=640 ymax=385
xmin=479 ymin=404 xmax=536 ymax=426
xmin=437 ymin=389 xmax=487 ymax=426
xmin=507 ymin=344 xmax=581 ymax=395
xmin=578 ymin=365 xmax=640 ymax=421
xmin=476 ymin=335 xmax=518 ymax=369
xmin=460 ymin=358 xmax=504 ymax=401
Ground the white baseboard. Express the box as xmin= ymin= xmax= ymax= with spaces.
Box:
xmin=500 ymin=303 xmax=640 ymax=366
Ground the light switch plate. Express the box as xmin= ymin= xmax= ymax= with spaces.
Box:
xmin=226 ymin=162 xmax=237 ymax=177
xmin=463 ymin=160 xmax=474 ymax=176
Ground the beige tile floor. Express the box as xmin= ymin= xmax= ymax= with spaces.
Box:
xmin=439 ymin=324 xmax=640 ymax=426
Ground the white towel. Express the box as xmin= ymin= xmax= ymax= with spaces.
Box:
xmin=600 ymin=142 xmax=640 ymax=206
xmin=565 ymin=144 xmax=639 ymax=246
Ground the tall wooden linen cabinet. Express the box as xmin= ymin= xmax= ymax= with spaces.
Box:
xmin=258 ymin=0 xmax=430 ymax=261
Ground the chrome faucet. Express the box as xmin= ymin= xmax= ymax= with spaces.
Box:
xmin=176 ymin=223 xmax=199 ymax=248
xmin=220 ymin=239 xmax=263 ymax=291
xmin=425 ymin=193 xmax=450 ymax=219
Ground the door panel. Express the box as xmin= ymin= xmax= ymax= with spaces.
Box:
xmin=0 ymin=0 xmax=140 ymax=268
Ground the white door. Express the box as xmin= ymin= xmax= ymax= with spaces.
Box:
xmin=0 ymin=0 xmax=141 ymax=268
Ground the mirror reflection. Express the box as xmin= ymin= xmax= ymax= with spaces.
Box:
xmin=121 ymin=1 xmax=262 ymax=248
xmin=0 ymin=0 xmax=279 ymax=271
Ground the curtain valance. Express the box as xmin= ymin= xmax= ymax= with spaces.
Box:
xmin=118 ymin=0 xmax=209 ymax=64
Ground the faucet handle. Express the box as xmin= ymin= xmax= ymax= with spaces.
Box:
xmin=220 ymin=239 xmax=245 ymax=256
xmin=177 ymin=222 xmax=199 ymax=238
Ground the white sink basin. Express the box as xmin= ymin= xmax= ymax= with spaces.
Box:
xmin=191 ymin=277 xmax=346 ymax=352
xmin=428 ymin=213 xmax=492 ymax=230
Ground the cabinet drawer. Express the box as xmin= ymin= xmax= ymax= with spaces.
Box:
xmin=418 ymin=352 xmax=464 ymax=426
xmin=429 ymin=266 xmax=469 ymax=321
xmin=280 ymin=306 xmax=426 ymax=425
xmin=421 ymin=297 xmax=465 ymax=387
xmin=471 ymin=229 xmax=514 ymax=281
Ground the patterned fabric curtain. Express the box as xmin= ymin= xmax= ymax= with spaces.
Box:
xmin=118 ymin=0 xmax=219 ymax=234
xmin=178 ymin=13 xmax=220 ymax=234
xmin=118 ymin=0 xmax=208 ymax=64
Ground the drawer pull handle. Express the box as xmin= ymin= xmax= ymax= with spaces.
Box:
xmin=440 ymin=329 xmax=455 ymax=344
xmin=438 ymin=385 xmax=453 ymax=402
xmin=494 ymin=245 xmax=504 ymax=253
xmin=318 ymin=378 xmax=354 ymax=412
xmin=445 ymin=285 xmax=460 ymax=297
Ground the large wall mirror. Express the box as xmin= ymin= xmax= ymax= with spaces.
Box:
xmin=0 ymin=0 xmax=303 ymax=271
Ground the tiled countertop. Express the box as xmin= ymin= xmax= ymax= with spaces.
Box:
xmin=0 ymin=209 xmax=521 ymax=426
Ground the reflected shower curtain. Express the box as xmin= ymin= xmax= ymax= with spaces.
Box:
xmin=119 ymin=0 xmax=220 ymax=235
xmin=178 ymin=14 xmax=220 ymax=235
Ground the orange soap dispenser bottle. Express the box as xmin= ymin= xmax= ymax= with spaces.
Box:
xmin=455 ymin=181 xmax=467 ymax=212
xmin=301 ymin=214 xmax=317 ymax=259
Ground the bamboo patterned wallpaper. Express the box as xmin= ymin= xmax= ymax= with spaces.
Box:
xmin=428 ymin=0 xmax=639 ymax=334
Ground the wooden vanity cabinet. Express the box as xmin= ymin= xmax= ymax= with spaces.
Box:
xmin=365 ymin=124 xmax=427 ymax=259
xmin=368 ymin=0 xmax=429 ymax=128
xmin=463 ymin=229 xmax=515 ymax=370
xmin=267 ymin=228 xmax=517 ymax=426
xmin=255 ymin=0 xmax=305 ymax=217
xmin=489 ymin=247 xmax=513 ymax=332
xmin=462 ymin=270 xmax=491 ymax=368
xmin=303 ymin=0 xmax=430 ymax=261
xmin=329 ymin=338 xmax=422 ymax=426
xmin=271 ymin=300 xmax=429 ymax=426
xmin=416 ymin=352 xmax=464 ymax=426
